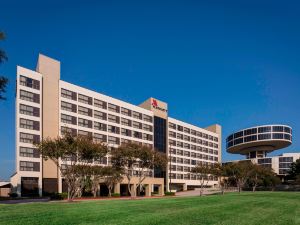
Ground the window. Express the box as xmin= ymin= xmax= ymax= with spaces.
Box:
xmin=169 ymin=123 xmax=176 ymax=129
xmin=61 ymin=127 xmax=77 ymax=136
xmin=169 ymin=140 xmax=176 ymax=146
xmin=93 ymin=133 xmax=107 ymax=143
xmin=273 ymin=126 xmax=284 ymax=132
xmin=143 ymin=133 xmax=153 ymax=141
xmin=258 ymin=158 xmax=272 ymax=164
xmin=272 ymin=133 xmax=284 ymax=139
xmin=108 ymin=136 xmax=120 ymax=145
xmin=177 ymin=158 xmax=183 ymax=164
xmin=177 ymin=149 xmax=183 ymax=156
xmin=121 ymin=128 xmax=131 ymax=137
xmin=94 ymin=110 xmax=107 ymax=120
xmin=132 ymin=121 xmax=142 ymax=129
xmin=244 ymin=135 xmax=257 ymax=142
xmin=143 ymin=115 xmax=152 ymax=123
xmin=143 ymin=124 xmax=152 ymax=132
xmin=94 ymin=122 xmax=107 ymax=131
xmin=20 ymin=133 xmax=39 ymax=143
xmin=61 ymin=114 xmax=77 ymax=125
xmin=177 ymin=125 xmax=183 ymax=132
xmin=234 ymin=131 xmax=243 ymax=138
xmin=94 ymin=99 xmax=107 ymax=109
xmin=191 ymin=130 xmax=196 ymax=136
xmin=78 ymin=94 xmax=92 ymax=105
xmin=177 ymin=133 xmax=183 ymax=140
xmin=279 ymin=157 xmax=293 ymax=163
xmin=184 ymin=143 xmax=190 ymax=149
xmin=244 ymin=128 xmax=257 ymax=136
xmin=133 ymin=131 xmax=142 ymax=139
xmin=213 ymin=137 xmax=218 ymax=142
xmin=61 ymin=101 xmax=77 ymax=113
xmin=284 ymin=127 xmax=292 ymax=134
xmin=183 ymin=135 xmax=190 ymax=141
xmin=20 ymin=161 xmax=40 ymax=171
xmin=108 ymin=103 xmax=120 ymax=113
xmin=78 ymin=130 xmax=92 ymax=137
xmin=61 ymin=89 xmax=77 ymax=100
xmin=177 ymin=166 xmax=183 ymax=171
xmin=170 ymin=148 xmax=176 ymax=154
xmin=258 ymin=133 xmax=271 ymax=140
xmin=183 ymin=127 xmax=190 ymax=134
xmin=78 ymin=106 xmax=92 ymax=117
xmin=108 ymin=125 xmax=120 ymax=134
xmin=184 ymin=151 xmax=191 ymax=157
xmin=169 ymin=131 xmax=176 ymax=138
xmin=121 ymin=107 xmax=131 ymax=116
xmin=20 ymin=147 xmax=39 ymax=158
xmin=177 ymin=141 xmax=183 ymax=148
xmin=184 ymin=158 xmax=190 ymax=164
xmin=20 ymin=118 xmax=39 ymax=131
xmin=20 ymin=104 xmax=39 ymax=117
xmin=132 ymin=111 xmax=142 ymax=120
xmin=20 ymin=90 xmax=40 ymax=103
xmin=177 ymin=174 xmax=183 ymax=179
xmin=78 ymin=118 xmax=92 ymax=128
xmin=121 ymin=118 xmax=131 ymax=126
xmin=196 ymin=131 xmax=202 ymax=137
xmin=258 ymin=126 xmax=271 ymax=133
xmin=234 ymin=138 xmax=243 ymax=145
xmin=108 ymin=114 xmax=120 ymax=123
xmin=20 ymin=76 xmax=40 ymax=90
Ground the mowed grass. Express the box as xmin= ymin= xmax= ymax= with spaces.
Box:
xmin=0 ymin=192 xmax=300 ymax=225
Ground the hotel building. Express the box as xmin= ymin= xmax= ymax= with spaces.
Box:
xmin=11 ymin=54 xmax=221 ymax=197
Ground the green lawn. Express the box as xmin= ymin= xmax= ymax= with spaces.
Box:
xmin=0 ymin=192 xmax=299 ymax=225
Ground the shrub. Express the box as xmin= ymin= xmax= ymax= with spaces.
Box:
xmin=8 ymin=193 xmax=18 ymax=198
xmin=151 ymin=191 xmax=159 ymax=196
xmin=164 ymin=192 xmax=175 ymax=196
xmin=50 ymin=192 xmax=68 ymax=200
xmin=111 ymin=193 xmax=120 ymax=197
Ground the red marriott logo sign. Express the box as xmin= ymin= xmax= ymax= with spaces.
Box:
xmin=151 ymin=99 xmax=168 ymax=113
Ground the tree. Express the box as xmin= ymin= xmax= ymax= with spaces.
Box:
xmin=210 ymin=163 xmax=227 ymax=195
xmin=247 ymin=164 xmax=268 ymax=192
xmin=90 ymin=166 xmax=103 ymax=198
xmin=191 ymin=163 xmax=212 ymax=196
xmin=262 ymin=170 xmax=281 ymax=191
xmin=111 ymin=143 xmax=167 ymax=197
xmin=102 ymin=166 xmax=123 ymax=197
xmin=0 ymin=31 xmax=8 ymax=100
xmin=287 ymin=159 xmax=300 ymax=182
xmin=223 ymin=161 xmax=253 ymax=193
xmin=36 ymin=133 xmax=108 ymax=201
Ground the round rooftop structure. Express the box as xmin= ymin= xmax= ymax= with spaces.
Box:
xmin=226 ymin=125 xmax=292 ymax=159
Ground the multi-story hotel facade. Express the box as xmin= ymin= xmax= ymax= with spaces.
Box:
xmin=11 ymin=54 xmax=222 ymax=197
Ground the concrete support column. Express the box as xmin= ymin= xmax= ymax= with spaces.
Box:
xmin=158 ymin=184 xmax=164 ymax=196
xmin=145 ymin=184 xmax=152 ymax=197
xmin=183 ymin=183 xmax=187 ymax=191
xmin=38 ymin=177 xmax=43 ymax=196
xmin=98 ymin=184 xmax=101 ymax=197
xmin=114 ymin=183 xmax=120 ymax=194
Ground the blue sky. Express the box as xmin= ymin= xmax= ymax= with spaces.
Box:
xmin=1 ymin=0 xmax=300 ymax=180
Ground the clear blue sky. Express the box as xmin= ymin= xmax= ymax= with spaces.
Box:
xmin=1 ymin=0 xmax=300 ymax=180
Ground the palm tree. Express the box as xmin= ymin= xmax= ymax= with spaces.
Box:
xmin=0 ymin=31 xmax=8 ymax=100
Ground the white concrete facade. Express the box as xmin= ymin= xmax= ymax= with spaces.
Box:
xmin=11 ymin=54 xmax=222 ymax=196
